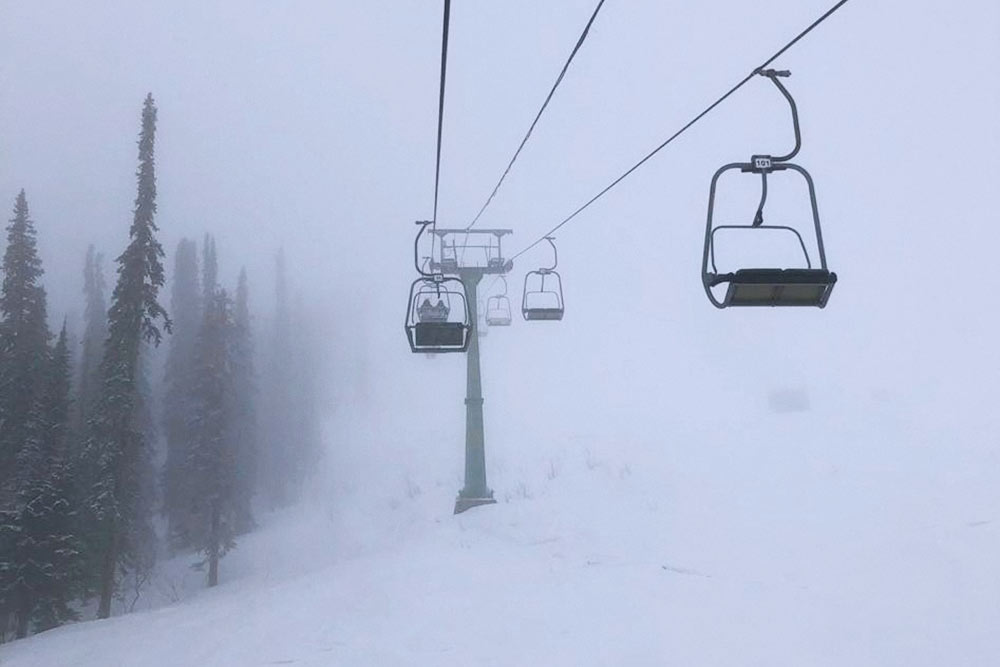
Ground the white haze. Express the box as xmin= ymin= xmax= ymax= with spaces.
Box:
xmin=1 ymin=0 xmax=999 ymax=664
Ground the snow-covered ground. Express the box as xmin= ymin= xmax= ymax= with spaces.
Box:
xmin=3 ymin=393 xmax=996 ymax=666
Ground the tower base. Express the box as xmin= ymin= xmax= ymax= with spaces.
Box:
xmin=454 ymin=496 xmax=497 ymax=515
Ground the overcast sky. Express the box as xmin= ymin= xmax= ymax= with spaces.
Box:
xmin=2 ymin=1 xmax=999 ymax=485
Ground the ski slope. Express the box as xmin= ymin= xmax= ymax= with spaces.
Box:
xmin=1 ymin=0 xmax=997 ymax=664
xmin=2 ymin=397 xmax=996 ymax=666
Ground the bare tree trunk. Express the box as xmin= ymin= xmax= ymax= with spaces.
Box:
xmin=14 ymin=590 xmax=30 ymax=639
xmin=207 ymin=503 xmax=219 ymax=588
xmin=97 ymin=525 xmax=118 ymax=619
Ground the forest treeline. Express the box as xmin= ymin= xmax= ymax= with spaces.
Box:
xmin=0 ymin=95 xmax=323 ymax=640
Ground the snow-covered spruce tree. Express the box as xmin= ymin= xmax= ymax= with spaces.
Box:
xmin=126 ymin=345 xmax=159 ymax=595
xmin=231 ymin=268 xmax=257 ymax=533
xmin=202 ymin=234 xmax=217 ymax=304
xmin=31 ymin=323 xmax=82 ymax=633
xmin=187 ymin=289 xmax=237 ymax=587
xmin=42 ymin=326 xmax=72 ymax=468
xmin=70 ymin=247 xmax=108 ymax=596
xmin=162 ymin=238 xmax=201 ymax=550
xmin=288 ymin=291 xmax=322 ymax=490
xmin=2 ymin=325 xmax=84 ymax=637
xmin=259 ymin=249 xmax=323 ymax=508
xmin=82 ymin=94 xmax=170 ymax=619
xmin=72 ymin=245 xmax=108 ymax=441
xmin=260 ymin=250 xmax=298 ymax=509
xmin=69 ymin=248 xmax=109 ymax=606
xmin=0 ymin=327 xmax=81 ymax=638
xmin=0 ymin=190 xmax=50 ymax=505
xmin=0 ymin=190 xmax=53 ymax=639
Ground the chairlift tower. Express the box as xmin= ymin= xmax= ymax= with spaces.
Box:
xmin=430 ymin=228 xmax=513 ymax=514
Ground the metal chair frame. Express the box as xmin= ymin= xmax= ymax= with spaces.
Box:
xmin=485 ymin=275 xmax=513 ymax=327
xmin=405 ymin=221 xmax=472 ymax=353
xmin=522 ymin=237 xmax=565 ymax=321
xmin=702 ymin=69 xmax=836 ymax=308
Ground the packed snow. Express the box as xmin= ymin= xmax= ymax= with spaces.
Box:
xmin=2 ymin=389 xmax=996 ymax=666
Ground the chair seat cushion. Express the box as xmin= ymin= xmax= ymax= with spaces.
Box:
xmin=523 ymin=307 xmax=565 ymax=321
xmin=723 ymin=268 xmax=836 ymax=307
xmin=413 ymin=322 xmax=467 ymax=347
xmin=731 ymin=268 xmax=835 ymax=284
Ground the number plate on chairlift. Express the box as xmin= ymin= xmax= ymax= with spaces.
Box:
xmin=752 ymin=155 xmax=773 ymax=172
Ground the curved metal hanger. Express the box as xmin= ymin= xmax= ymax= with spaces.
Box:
xmin=748 ymin=70 xmax=803 ymax=227
xmin=413 ymin=220 xmax=436 ymax=277
xmin=540 ymin=236 xmax=558 ymax=272
xmin=756 ymin=68 xmax=801 ymax=163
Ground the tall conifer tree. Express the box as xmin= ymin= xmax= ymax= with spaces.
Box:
xmin=0 ymin=190 xmax=54 ymax=638
xmin=73 ymin=245 xmax=108 ymax=440
xmin=33 ymin=324 xmax=82 ymax=634
xmin=260 ymin=249 xmax=293 ymax=507
xmin=231 ymin=268 xmax=257 ymax=533
xmin=0 ymin=190 xmax=50 ymax=504
xmin=202 ymin=234 xmax=217 ymax=303
xmin=71 ymin=249 xmax=110 ymax=607
xmin=162 ymin=238 xmax=201 ymax=548
xmin=0 ymin=325 xmax=83 ymax=637
xmin=83 ymin=94 xmax=170 ymax=619
xmin=289 ymin=291 xmax=322 ymax=483
xmin=258 ymin=249 xmax=324 ymax=507
xmin=187 ymin=289 xmax=237 ymax=587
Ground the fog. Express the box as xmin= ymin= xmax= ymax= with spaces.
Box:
xmin=1 ymin=0 xmax=998 ymax=662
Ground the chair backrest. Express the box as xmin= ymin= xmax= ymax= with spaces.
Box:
xmin=709 ymin=224 xmax=812 ymax=273
xmin=487 ymin=294 xmax=510 ymax=314
xmin=523 ymin=289 xmax=562 ymax=311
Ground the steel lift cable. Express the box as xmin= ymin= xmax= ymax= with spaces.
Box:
xmin=465 ymin=0 xmax=608 ymax=230
xmin=508 ymin=0 xmax=852 ymax=263
xmin=432 ymin=0 xmax=452 ymax=233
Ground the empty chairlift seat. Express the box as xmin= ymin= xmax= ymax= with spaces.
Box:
xmin=522 ymin=274 xmax=564 ymax=320
xmin=714 ymin=268 xmax=837 ymax=307
xmin=701 ymin=69 xmax=838 ymax=310
xmin=522 ymin=301 xmax=564 ymax=321
xmin=486 ymin=294 xmax=512 ymax=326
xmin=522 ymin=237 xmax=565 ymax=321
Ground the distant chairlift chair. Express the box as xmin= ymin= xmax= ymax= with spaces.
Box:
xmin=485 ymin=275 xmax=513 ymax=327
xmin=522 ymin=237 xmax=565 ymax=321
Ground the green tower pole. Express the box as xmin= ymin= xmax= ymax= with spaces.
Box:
xmin=455 ymin=268 xmax=496 ymax=514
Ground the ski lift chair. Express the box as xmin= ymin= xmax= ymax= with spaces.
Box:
xmin=702 ymin=69 xmax=837 ymax=309
xmin=486 ymin=295 xmax=513 ymax=326
xmin=485 ymin=275 xmax=513 ymax=326
xmin=405 ymin=221 xmax=472 ymax=353
xmin=522 ymin=237 xmax=564 ymax=321
xmin=406 ymin=277 xmax=471 ymax=352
